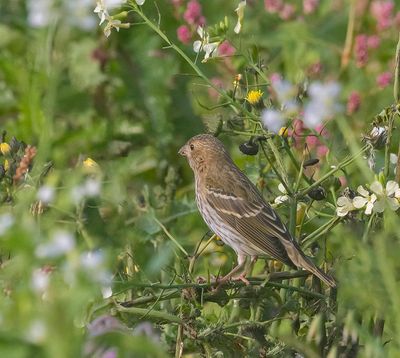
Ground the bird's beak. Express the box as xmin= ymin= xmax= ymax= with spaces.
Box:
xmin=178 ymin=145 xmax=186 ymax=156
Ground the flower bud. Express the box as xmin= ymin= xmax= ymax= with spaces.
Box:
xmin=308 ymin=186 xmax=326 ymax=201
xmin=0 ymin=143 xmax=11 ymax=155
xmin=239 ymin=140 xmax=259 ymax=156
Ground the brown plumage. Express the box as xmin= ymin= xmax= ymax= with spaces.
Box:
xmin=179 ymin=134 xmax=336 ymax=288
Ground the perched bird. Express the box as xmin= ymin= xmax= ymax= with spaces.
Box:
xmin=179 ymin=134 xmax=336 ymax=288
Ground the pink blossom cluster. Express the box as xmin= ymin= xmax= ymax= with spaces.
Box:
xmin=370 ymin=0 xmax=395 ymax=31
xmin=289 ymin=119 xmax=329 ymax=158
xmin=264 ymin=0 xmax=319 ymax=19
xmin=346 ymin=91 xmax=361 ymax=115
xmin=376 ymin=71 xmax=392 ymax=88
xmin=354 ymin=34 xmax=368 ymax=67
xmin=176 ymin=0 xmax=205 ymax=45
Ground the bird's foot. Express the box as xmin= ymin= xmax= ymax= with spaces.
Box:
xmin=233 ymin=273 xmax=250 ymax=286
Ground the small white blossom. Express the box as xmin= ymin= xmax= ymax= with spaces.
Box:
xmin=26 ymin=320 xmax=47 ymax=344
xmin=274 ymin=183 xmax=289 ymax=204
xmin=390 ymin=153 xmax=398 ymax=164
xmin=261 ymin=109 xmax=284 ymax=133
xmin=37 ymin=185 xmax=55 ymax=204
xmin=31 ymin=269 xmax=50 ymax=293
xmin=136 ymin=0 xmax=146 ymax=5
xmin=370 ymin=180 xmax=400 ymax=212
xmin=336 ymin=196 xmax=355 ymax=217
xmin=352 ymin=186 xmax=377 ymax=215
xmin=94 ymin=0 xmax=129 ymax=37
xmin=193 ymin=27 xmax=219 ymax=63
xmin=0 ymin=213 xmax=14 ymax=236
xmin=271 ymin=78 xmax=298 ymax=111
xmin=36 ymin=231 xmax=75 ymax=258
xmin=304 ymin=82 xmax=341 ymax=128
xmin=234 ymin=1 xmax=246 ymax=34
xmin=101 ymin=286 xmax=113 ymax=299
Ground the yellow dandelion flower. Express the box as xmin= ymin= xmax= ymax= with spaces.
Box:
xmin=4 ymin=159 xmax=9 ymax=171
xmin=0 ymin=143 xmax=11 ymax=155
xmin=278 ymin=127 xmax=289 ymax=137
xmin=83 ymin=157 xmax=99 ymax=169
xmin=246 ymin=89 xmax=263 ymax=105
xmin=83 ymin=157 xmax=100 ymax=174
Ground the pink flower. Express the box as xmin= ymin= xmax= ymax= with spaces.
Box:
xmin=264 ymin=0 xmax=283 ymax=13
xmin=279 ymin=4 xmax=296 ymax=20
xmin=347 ymin=91 xmax=361 ymax=115
xmin=338 ymin=176 xmax=347 ymax=187
xmin=183 ymin=0 xmax=203 ymax=25
xmin=354 ymin=34 xmax=368 ymax=67
xmin=370 ymin=0 xmax=394 ymax=30
xmin=306 ymin=135 xmax=319 ymax=148
xmin=177 ymin=25 xmax=191 ymax=44
xmin=376 ymin=72 xmax=392 ymax=88
xmin=317 ymin=145 xmax=329 ymax=157
xmin=270 ymin=73 xmax=282 ymax=84
xmin=303 ymin=0 xmax=319 ymax=15
xmin=208 ymin=77 xmax=224 ymax=100
xmin=218 ymin=41 xmax=235 ymax=57
xmin=289 ymin=119 xmax=305 ymax=148
xmin=315 ymin=123 xmax=329 ymax=138
xmin=367 ymin=35 xmax=381 ymax=49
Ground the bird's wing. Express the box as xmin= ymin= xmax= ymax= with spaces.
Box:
xmin=204 ymin=175 xmax=294 ymax=266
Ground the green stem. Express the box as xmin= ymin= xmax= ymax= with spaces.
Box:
xmin=154 ymin=217 xmax=188 ymax=257
xmin=302 ymin=216 xmax=341 ymax=248
xmin=297 ymin=145 xmax=369 ymax=198
xmin=115 ymin=305 xmax=184 ymax=324
xmin=384 ymin=116 xmax=394 ymax=179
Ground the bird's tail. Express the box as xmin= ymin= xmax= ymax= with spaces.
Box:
xmin=282 ymin=240 xmax=337 ymax=288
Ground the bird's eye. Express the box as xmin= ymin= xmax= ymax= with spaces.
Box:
xmin=190 ymin=144 xmax=194 ymax=150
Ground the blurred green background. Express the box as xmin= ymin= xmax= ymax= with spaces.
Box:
xmin=0 ymin=0 xmax=400 ymax=357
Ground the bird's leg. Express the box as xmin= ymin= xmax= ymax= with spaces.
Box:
xmin=233 ymin=255 xmax=258 ymax=285
xmin=215 ymin=254 xmax=247 ymax=288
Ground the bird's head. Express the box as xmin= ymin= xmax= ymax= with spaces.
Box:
xmin=178 ymin=134 xmax=229 ymax=172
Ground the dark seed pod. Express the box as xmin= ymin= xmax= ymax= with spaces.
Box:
xmin=9 ymin=137 xmax=21 ymax=154
xmin=0 ymin=165 xmax=5 ymax=180
xmin=303 ymin=158 xmax=319 ymax=168
xmin=239 ymin=140 xmax=259 ymax=156
xmin=308 ymin=186 xmax=326 ymax=201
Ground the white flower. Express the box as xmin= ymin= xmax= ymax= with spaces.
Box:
xmin=94 ymin=0 xmax=109 ymax=25
xmin=0 ymin=213 xmax=14 ymax=236
xmin=94 ymin=0 xmax=128 ymax=37
xmin=193 ymin=27 xmax=219 ymax=63
xmin=271 ymin=79 xmax=298 ymax=111
xmin=37 ymin=185 xmax=55 ymax=204
xmin=352 ymin=185 xmax=377 ymax=215
xmin=336 ymin=196 xmax=355 ymax=217
xmin=136 ymin=0 xmax=145 ymax=5
xmin=31 ymin=269 xmax=50 ymax=293
xmin=274 ymin=183 xmax=289 ymax=204
xmin=234 ymin=1 xmax=246 ymax=34
xmin=101 ymin=286 xmax=113 ymax=299
xmin=370 ymin=180 xmax=400 ymax=212
xmin=261 ymin=109 xmax=284 ymax=133
xmin=26 ymin=320 xmax=47 ymax=344
xmin=303 ymin=82 xmax=341 ymax=128
xmin=390 ymin=153 xmax=398 ymax=164
xmin=27 ymin=0 xmax=52 ymax=28
xmin=36 ymin=231 xmax=75 ymax=258
xmin=71 ymin=179 xmax=101 ymax=203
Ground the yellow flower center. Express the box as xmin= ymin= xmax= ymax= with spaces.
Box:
xmin=0 ymin=143 xmax=11 ymax=155
xmin=278 ymin=127 xmax=289 ymax=137
xmin=246 ymin=90 xmax=263 ymax=105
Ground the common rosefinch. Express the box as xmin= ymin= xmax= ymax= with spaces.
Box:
xmin=179 ymin=134 xmax=336 ymax=288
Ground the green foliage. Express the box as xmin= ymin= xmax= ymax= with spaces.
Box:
xmin=0 ymin=0 xmax=400 ymax=357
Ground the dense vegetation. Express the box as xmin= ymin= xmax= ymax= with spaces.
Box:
xmin=1 ymin=0 xmax=400 ymax=357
